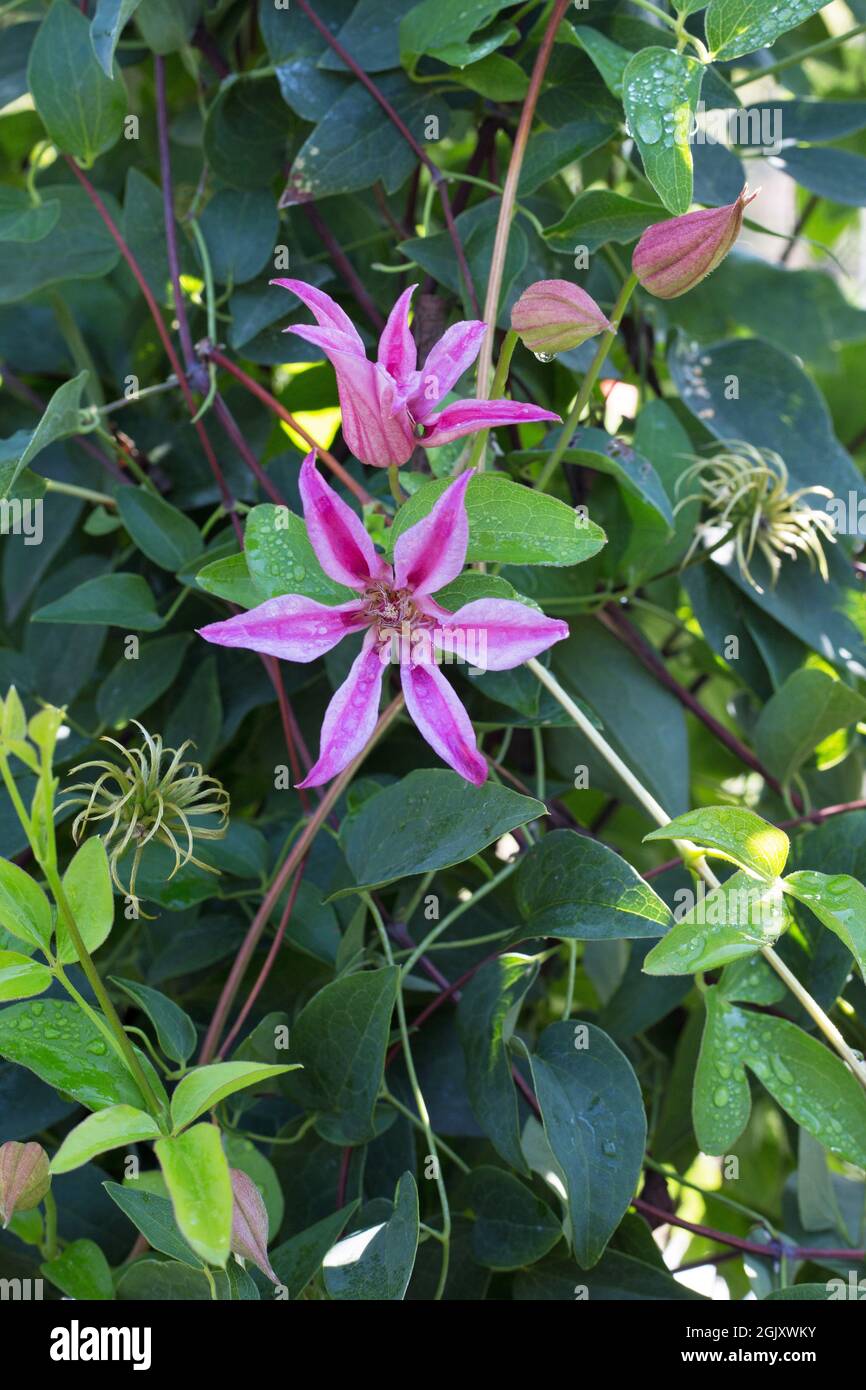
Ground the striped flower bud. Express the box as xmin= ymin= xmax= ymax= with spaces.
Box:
xmin=230 ymin=1168 xmax=278 ymax=1284
xmin=0 ymin=1141 xmax=50 ymax=1227
xmin=632 ymin=187 xmax=758 ymax=300
xmin=510 ymin=279 xmax=612 ymax=358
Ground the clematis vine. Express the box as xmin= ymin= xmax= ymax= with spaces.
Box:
xmin=198 ymin=453 xmax=568 ymax=786
xmin=270 ymin=278 xmax=560 ymax=467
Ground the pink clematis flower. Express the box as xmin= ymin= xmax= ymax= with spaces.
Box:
xmin=270 ymin=278 xmax=561 ymax=468
xmin=198 ymin=453 xmax=568 ymax=787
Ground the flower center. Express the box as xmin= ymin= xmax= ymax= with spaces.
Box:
xmin=363 ymin=582 xmax=419 ymax=634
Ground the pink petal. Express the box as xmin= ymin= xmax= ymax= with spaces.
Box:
xmin=409 ymin=321 xmax=487 ymax=421
xmin=421 ymin=399 xmax=560 ymax=448
xmin=377 ymin=285 xmax=417 ymax=387
xmin=197 ymin=595 xmax=365 ymax=663
xmin=299 ymin=451 xmax=389 ymax=590
xmin=434 ymin=598 xmax=569 ymax=671
xmin=286 ymin=332 xmax=415 ymax=468
xmin=271 ymin=277 xmax=364 ymax=353
xmin=401 ymin=658 xmax=487 ymax=785
xmin=393 ymin=469 xmax=473 ymax=596
xmin=298 ymin=634 xmax=385 ymax=787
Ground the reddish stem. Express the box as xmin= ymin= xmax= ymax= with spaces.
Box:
xmin=634 ymin=1197 xmax=864 ymax=1264
xmin=218 ymin=861 xmax=307 ymax=1057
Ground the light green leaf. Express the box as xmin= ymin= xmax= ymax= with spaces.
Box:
xmin=0 ymin=858 xmax=53 ymax=951
xmin=117 ymin=489 xmax=202 ymax=572
xmin=56 ymin=837 xmax=114 ymax=965
xmin=644 ymin=807 xmax=790 ymax=881
xmin=41 ymin=1238 xmax=113 ymax=1300
xmin=706 ymin=0 xmax=832 ymax=62
xmin=623 ymin=47 xmax=704 ymax=215
xmin=28 ymin=0 xmax=126 ymax=164
xmin=467 ymin=1166 xmax=561 ymax=1270
xmin=0 ymin=998 xmax=163 ymax=1113
xmin=112 ymin=976 xmax=198 ymax=1064
xmin=32 ymin=573 xmax=163 ymax=629
xmin=755 ymin=669 xmax=866 ymax=788
xmin=244 ymin=504 xmax=355 ymax=604
xmin=155 ymin=1123 xmax=233 ymax=1267
xmin=643 ymin=870 xmax=792 ymax=975
xmin=457 ymin=954 xmax=540 ymax=1173
xmin=388 ymin=474 xmax=606 ymax=568
xmin=323 ymin=1171 xmax=419 ymax=1300
xmin=515 ymin=830 xmax=671 ymax=941
xmin=527 ymin=1021 xmax=646 ymax=1267
xmin=170 ymin=1060 xmax=296 ymax=1132
xmin=284 ymin=968 xmax=398 ymax=1144
xmin=400 ymin=0 xmax=514 ymax=61
xmin=0 ymin=950 xmax=52 ymax=1002
xmin=50 ymin=1104 xmax=162 ymax=1174
xmin=694 ymin=987 xmax=866 ymax=1165
xmin=782 ymin=871 xmax=866 ymax=981
xmin=1 ymin=371 xmax=90 ymax=498
xmin=336 ymin=771 xmax=544 ymax=896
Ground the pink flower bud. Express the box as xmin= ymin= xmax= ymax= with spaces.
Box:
xmin=0 ymin=1141 xmax=50 ymax=1227
xmin=510 ymin=279 xmax=613 ymax=357
xmin=631 ymin=186 xmax=759 ymax=300
xmin=229 ymin=1168 xmax=278 ymax=1284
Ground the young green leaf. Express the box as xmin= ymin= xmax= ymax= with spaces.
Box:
xmin=1 ymin=371 xmax=90 ymax=498
xmin=0 ymin=950 xmax=53 ymax=1002
xmin=0 ymin=859 xmax=53 ymax=951
xmin=41 ymin=1238 xmax=113 ymax=1300
xmin=755 ymin=669 xmax=866 ymax=788
xmin=0 ymin=999 xmax=165 ymax=1114
xmin=50 ymin=1104 xmax=162 ymax=1174
xmin=387 ymin=474 xmax=606 ymax=568
xmin=155 ymin=1123 xmax=233 ymax=1268
xmin=782 ymin=870 xmax=866 ymax=980
xmin=56 ymin=836 xmax=114 ymax=965
xmin=643 ymin=870 xmax=792 ymax=975
xmin=170 ymin=1060 xmax=297 ymax=1132
xmin=526 ymin=1022 xmax=646 ymax=1268
xmin=245 ymin=504 xmax=356 ymax=605
xmin=644 ymin=807 xmax=790 ymax=881
xmin=694 ymin=987 xmax=866 ymax=1166
xmin=622 ymin=48 xmax=704 ymax=215
xmin=706 ymin=0 xmax=833 ymax=62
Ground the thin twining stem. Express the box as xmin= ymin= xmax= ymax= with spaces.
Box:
xmin=525 ymin=657 xmax=866 ymax=1094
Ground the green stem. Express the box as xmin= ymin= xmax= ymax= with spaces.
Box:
xmin=49 ymin=292 xmax=105 ymax=409
xmin=464 ymin=329 xmax=519 ymax=473
xmin=629 ymin=0 xmax=679 ymax=29
xmin=388 ymin=463 xmax=406 ymax=505
xmin=732 ymin=23 xmax=866 ymax=87
xmin=383 ymin=1090 xmax=470 ymax=1174
xmin=525 ymin=657 xmax=866 ymax=1093
xmin=536 ymin=273 xmax=639 ymax=492
xmin=41 ymin=1189 xmax=58 ymax=1260
xmin=44 ymin=479 xmax=116 ymax=508
xmin=564 ymin=939 xmax=578 ymax=1019
xmin=45 ymin=867 xmax=165 ymax=1119
xmin=365 ymin=897 xmax=452 ymax=1300
xmin=399 ymin=858 xmax=520 ymax=980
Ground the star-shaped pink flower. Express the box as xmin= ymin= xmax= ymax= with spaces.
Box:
xmin=198 ymin=453 xmax=569 ymax=787
xmin=270 ymin=279 xmax=560 ymax=468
